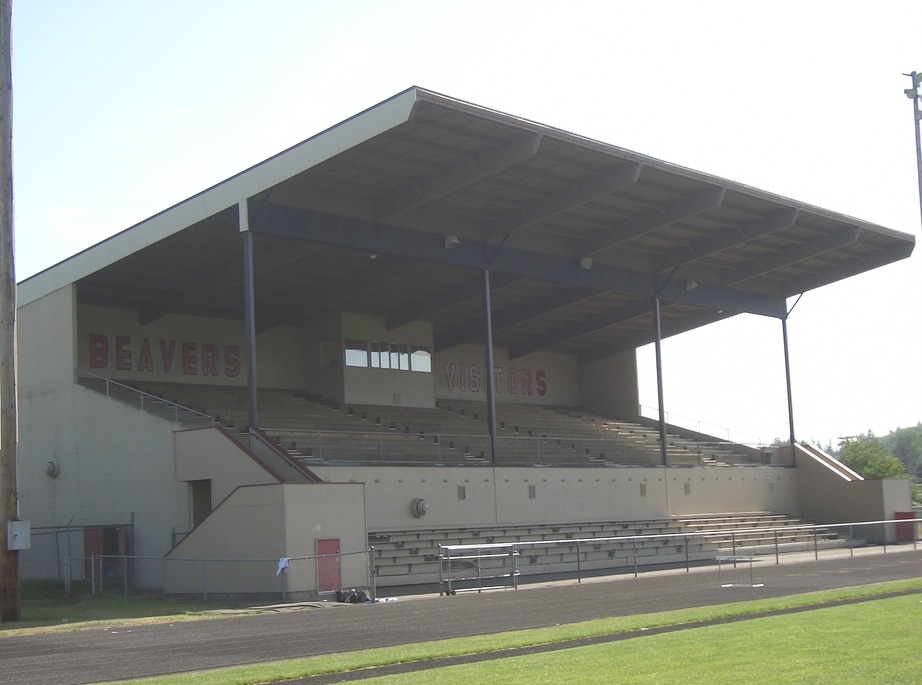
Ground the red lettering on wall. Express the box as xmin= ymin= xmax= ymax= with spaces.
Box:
xmin=182 ymin=342 xmax=197 ymax=375
xmin=441 ymin=361 xmax=548 ymax=397
xmin=224 ymin=345 xmax=241 ymax=378
xmin=443 ymin=363 xmax=457 ymax=391
xmin=87 ymin=334 xmax=242 ymax=379
xmin=137 ymin=338 xmax=154 ymax=372
xmin=115 ymin=336 xmax=131 ymax=371
xmin=521 ymin=368 xmax=533 ymax=395
xmin=201 ymin=343 xmax=218 ymax=376
xmin=160 ymin=339 xmax=176 ymax=373
xmin=468 ymin=365 xmax=480 ymax=393
xmin=89 ymin=333 xmax=108 ymax=368
xmin=493 ymin=367 xmax=504 ymax=394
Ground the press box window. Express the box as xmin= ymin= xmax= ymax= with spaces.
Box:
xmin=369 ymin=341 xmax=387 ymax=369
xmin=344 ymin=340 xmax=369 ymax=368
xmin=410 ymin=346 xmax=431 ymax=372
xmin=391 ymin=344 xmax=410 ymax=371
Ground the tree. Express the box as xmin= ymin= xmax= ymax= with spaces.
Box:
xmin=838 ymin=434 xmax=909 ymax=480
xmin=883 ymin=424 xmax=922 ymax=478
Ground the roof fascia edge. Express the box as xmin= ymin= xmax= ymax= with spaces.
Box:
xmin=18 ymin=87 xmax=423 ymax=308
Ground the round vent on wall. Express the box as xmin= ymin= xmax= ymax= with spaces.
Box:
xmin=46 ymin=460 xmax=60 ymax=478
xmin=411 ymin=498 xmax=428 ymax=518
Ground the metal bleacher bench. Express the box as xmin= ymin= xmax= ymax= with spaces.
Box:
xmin=716 ymin=555 xmax=764 ymax=588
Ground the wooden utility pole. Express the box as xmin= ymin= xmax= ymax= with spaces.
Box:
xmin=0 ymin=0 xmax=19 ymax=623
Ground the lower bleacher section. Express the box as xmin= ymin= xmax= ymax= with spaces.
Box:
xmin=369 ymin=513 xmax=854 ymax=588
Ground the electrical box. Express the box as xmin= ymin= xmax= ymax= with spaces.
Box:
xmin=7 ymin=520 xmax=30 ymax=550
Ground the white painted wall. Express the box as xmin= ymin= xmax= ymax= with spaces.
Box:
xmin=310 ymin=464 xmax=801 ymax=530
xmin=19 ymin=290 xmax=194 ymax=584
xmin=164 ymin=483 xmax=367 ymax=595
xmin=579 ymin=350 xmax=640 ymax=420
xmin=796 ymin=446 xmax=913 ymax=542
xmin=174 ymin=427 xmax=280 ymax=507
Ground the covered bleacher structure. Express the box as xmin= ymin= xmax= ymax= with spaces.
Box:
xmin=16 ymin=87 xmax=916 ymax=594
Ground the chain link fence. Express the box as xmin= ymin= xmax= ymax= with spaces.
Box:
xmin=61 ymin=549 xmax=375 ymax=603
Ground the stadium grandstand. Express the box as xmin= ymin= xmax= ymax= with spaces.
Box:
xmin=16 ymin=87 xmax=916 ymax=596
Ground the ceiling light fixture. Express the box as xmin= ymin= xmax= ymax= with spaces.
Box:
xmin=443 ymin=234 xmax=461 ymax=249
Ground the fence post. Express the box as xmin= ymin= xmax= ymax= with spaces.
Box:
xmin=632 ymin=537 xmax=638 ymax=578
xmin=849 ymin=525 xmax=854 ymax=557
xmin=813 ymin=527 xmax=819 ymax=560
xmin=91 ymin=553 xmax=96 ymax=597
xmin=202 ymin=559 xmax=208 ymax=603
xmin=511 ymin=544 xmax=518 ymax=589
xmin=123 ymin=556 xmax=129 ymax=596
xmin=575 ymin=540 xmax=581 ymax=583
xmin=369 ymin=547 xmax=377 ymax=601
xmin=684 ymin=534 xmax=689 ymax=572
xmin=64 ymin=555 xmax=70 ymax=595
xmin=774 ymin=529 xmax=780 ymax=564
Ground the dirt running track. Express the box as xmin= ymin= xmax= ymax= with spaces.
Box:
xmin=1 ymin=550 xmax=920 ymax=684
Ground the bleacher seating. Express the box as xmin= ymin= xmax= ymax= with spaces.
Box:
xmin=83 ymin=380 xmax=758 ymax=469
xmin=369 ymin=513 xmax=856 ymax=587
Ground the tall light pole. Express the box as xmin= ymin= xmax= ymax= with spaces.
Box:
xmin=0 ymin=0 xmax=18 ymax=623
xmin=905 ymin=71 xmax=922 ymax=229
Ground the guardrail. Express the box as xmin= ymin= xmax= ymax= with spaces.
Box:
xmin=437 ymin=518 xmax=919 ymax=595
xmin=75 ymin=369 xmax=216 ymax=427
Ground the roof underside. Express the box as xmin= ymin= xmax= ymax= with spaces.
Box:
xmin=64 ymin=88 xmax=914 ymax=364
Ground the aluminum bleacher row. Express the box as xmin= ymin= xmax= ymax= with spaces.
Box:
xmin=100 ymin=380 xmax=760 ymax=469
xmin=371 ymin=513 xmax=852 ymax=587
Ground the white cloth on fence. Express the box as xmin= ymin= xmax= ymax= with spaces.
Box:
xmin=276 ymin=557 xmax=290 ymax=576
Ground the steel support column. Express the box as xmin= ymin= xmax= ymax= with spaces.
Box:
xmin=782 ymin=315 xmax=796 ymax=465
xmin=653 ymin=296 xmax=667 ymax=466
xmin=482 ymin=270 xmax=498 ymax=464
xmin=240 ymin=200 xmax=259 ymax=431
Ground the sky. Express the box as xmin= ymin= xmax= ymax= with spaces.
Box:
xmin=9 ymin=0 xmax=922 ymax=449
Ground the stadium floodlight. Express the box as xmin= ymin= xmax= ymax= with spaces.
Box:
xmin=905 ymin=71 xmax=922 ymax=229
xmin=443 ymin=234 xmax=460 ymax=249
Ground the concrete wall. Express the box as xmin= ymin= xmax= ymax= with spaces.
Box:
xmin=164 ymin=483 xmax=366 ymax=595
xmin=19 ymin=295 xmax=193 ymax=586
xmin=795 ymin=444 xmax=913 ymax=543
xmin=435 ymin=343 xmax=580 ymax=407
xmin=76 ymin=304 xmax=308 ymax=390
xmin=174 ymin=427 xmax=280 ymax=507
xmin=310 ymin=464 xmax=801 ymax=530
xmin=579 ymin=350 xmax=640 ymax=420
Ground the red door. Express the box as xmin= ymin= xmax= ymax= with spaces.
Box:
xmin=316 ymin=538 xmax=341 ymax=593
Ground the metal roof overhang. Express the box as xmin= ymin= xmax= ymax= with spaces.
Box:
xmin=22 ymin=87 xmax=916 ymax=365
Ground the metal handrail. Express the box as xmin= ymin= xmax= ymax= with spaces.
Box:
xmin=437 ymin=517 xmax=919 ymax=592
xmin=75 ymin=368 xmax=216 ymax=425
